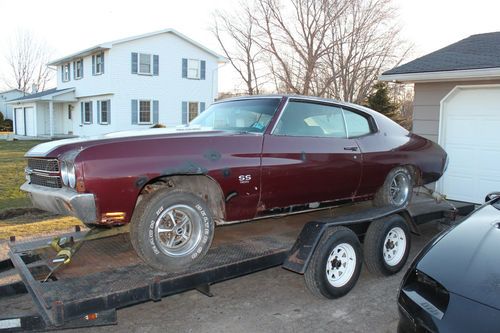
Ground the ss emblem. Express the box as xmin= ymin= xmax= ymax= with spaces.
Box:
xmin=238 ymin=174 xmax=252 ymax=184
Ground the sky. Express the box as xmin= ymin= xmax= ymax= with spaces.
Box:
xmin=0 ymin=0 xmax=499 ymax=92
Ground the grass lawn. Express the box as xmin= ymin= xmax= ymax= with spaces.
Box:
xmin=0 ymin=140 xmax=84 ymax=239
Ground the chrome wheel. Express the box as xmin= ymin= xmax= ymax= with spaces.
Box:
xmin=325 ymin=243 xmax=357 ymax=287
xmin=154 ymin=204 xmax=202 ymax=257
xmin=389 ymin=171 xmax=410 ymax=206
xmin=383 ymin=227 xmax=407 ymax=266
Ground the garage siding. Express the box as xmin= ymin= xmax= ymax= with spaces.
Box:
xmin=413 ymin=79 xmax=500 ymax=143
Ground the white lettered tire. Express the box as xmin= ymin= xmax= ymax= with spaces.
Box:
xmin=130 ymin=189 xmax=215 ymax=271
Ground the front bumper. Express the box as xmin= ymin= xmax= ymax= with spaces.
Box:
xmin=20 ymin=182 xmax=97 ymax=224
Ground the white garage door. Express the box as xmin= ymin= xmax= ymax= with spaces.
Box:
xmin=439 ymin=86 xmax=500 ymax=203
xmin=24 ymin=107 xmax=35 ymax=136
xmin=14 ymin=108 xmax=25 ymax=135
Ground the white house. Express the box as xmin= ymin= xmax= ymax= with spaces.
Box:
xmin=9 ymin=28 xmax=226 ymax=138
xmin=0 ymin=89 xmax=24 ymax=120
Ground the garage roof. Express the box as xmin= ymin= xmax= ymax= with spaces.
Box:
xmin=380 ymin=31 xmax=500 ymax=82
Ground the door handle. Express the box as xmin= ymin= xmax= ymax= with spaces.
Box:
xmin=343 ymin=146 xmax=359 ymax=151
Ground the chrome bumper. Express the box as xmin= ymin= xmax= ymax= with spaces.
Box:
xmin=20 ymin=182 xmax=97 ymax=224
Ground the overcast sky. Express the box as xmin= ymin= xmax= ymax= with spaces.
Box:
xmin=0 ymin=0 xmax=499 ymax=92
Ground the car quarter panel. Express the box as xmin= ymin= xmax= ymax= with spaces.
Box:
xmin=75 ymin=133 xmax=264 ymax=224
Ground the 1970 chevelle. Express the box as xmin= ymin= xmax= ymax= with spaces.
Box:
xmin=21 ymin=95 xmax=448 ymax=270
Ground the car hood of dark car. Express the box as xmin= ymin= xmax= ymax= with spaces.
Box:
xmin=25 ymin=126 xmax=232 ymax=158
xmin=417 ymin=204 xmax=500 ymax=310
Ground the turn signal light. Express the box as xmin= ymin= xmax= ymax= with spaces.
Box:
xmin=101 ymin=212 xmax=126 ymax=224
xmin=76 ymin=179 xmax=86 ymax=193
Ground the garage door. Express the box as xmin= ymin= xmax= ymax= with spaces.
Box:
xmin=14 ymin=108 xmax=25 ymax=135
xmin=24 ymin=107 xmax=35 ymax=136
xmin=439 ymin=86 xmax=500 ymax=203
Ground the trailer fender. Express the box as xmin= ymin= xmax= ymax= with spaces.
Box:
xmin=282 ymin=206 xmax=418 ymax=274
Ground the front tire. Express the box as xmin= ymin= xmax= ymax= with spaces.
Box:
xmin=373 ymin=167 xmax=413 ymax=208
xmin=130 ymin=189 xmax=215 ymax=271
xmin=363 ymin=215 xmax=410 ymax=276
xmin=304 ymin=227 xmax=362 ymax=299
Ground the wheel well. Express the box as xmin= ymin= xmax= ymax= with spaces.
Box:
xmin=403 ymin=164 xmax=422 ymax=186
xmin=137 ymin=175 xmax=226 ymax=224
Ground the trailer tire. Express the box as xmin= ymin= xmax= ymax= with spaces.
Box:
xmin=304 ymin=226 xmax=362 ymax=299
xmin=363 ymin=215 xmax=410 ymax=276
xmin=130 ymin=189 xmax=214 ymax=271
xmin=373 ymin=167 xmax=413 ymax=208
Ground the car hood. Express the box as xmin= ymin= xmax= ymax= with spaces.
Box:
xmin=25 ymin=126 xmax=229 ymax=158
xmin=417 ymin=204 xmax=500 ymax=310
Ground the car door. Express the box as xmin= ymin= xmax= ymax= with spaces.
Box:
xmin=259 ymin=100 xmax=362 ymax=213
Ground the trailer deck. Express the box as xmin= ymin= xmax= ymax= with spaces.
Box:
xmin=0 ymin=199 xmax=475 ymax=331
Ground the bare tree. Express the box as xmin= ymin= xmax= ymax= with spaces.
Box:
xmin=4 ymin=30 xmax=54 ymax=93
xmin=212 ymin=3 xmax=265 ymax=95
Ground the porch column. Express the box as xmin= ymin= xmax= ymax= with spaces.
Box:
xmin=49 ymin=101 xmax=54 ymax=137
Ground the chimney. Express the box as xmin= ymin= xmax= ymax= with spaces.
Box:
xmin=31 ymin=84 xmax=38 ymax=94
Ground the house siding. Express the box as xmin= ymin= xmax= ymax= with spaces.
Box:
xmin=0 ymin=90 xmax=25 ymax=120
xmin=413 ymin=79 xmax=500 ymax=142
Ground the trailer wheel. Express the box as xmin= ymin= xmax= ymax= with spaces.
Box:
xmin=304 ymin=227 xmax=362 ymax=299
xmin=373 ymin=167 xmax=413 ymax=208
xmin=363 ymin=215 xmax=410 ymax=276
xmin=130 ymin=189 xmax=214 ymax=271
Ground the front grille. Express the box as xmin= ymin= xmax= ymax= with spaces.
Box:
xmin=30 ymin=173 xmax=62 ymax=188
xmin=26 ymin=158 xmax=62 ymax=188
xmin=28 ymin=158 xmax=59 ymax=172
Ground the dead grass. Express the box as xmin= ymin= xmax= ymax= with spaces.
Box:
xmin=0 ymin=213 xmax=82 ymax=239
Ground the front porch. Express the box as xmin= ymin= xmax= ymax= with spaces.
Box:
xmin=8 ymin=88 xmax=77 ymax=139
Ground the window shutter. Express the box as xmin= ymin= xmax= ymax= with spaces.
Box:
xmin=97 ymin=101 xmax=101 ymax=124
xmin=80 ymin=102 xmax=84 ymax=124
xmin=153 ymin=55 xmax=159 ymax=76
xmin=100 ymin=52 xmax=105 ymax=73
xmin=73 ymin=62 xmax=76 ymax=79
xmin=81 ymin=60 xmax=84 ymax=78
xmin=131 ymin=99 xmax=138 ymax=124
xmin=131 ymin=52 xmax=138 ymax=74
xmin=92 ymin=55 xmax=96 ymax=75
xmin=68 ymin=64 xmax=71 ymax=80
xmin=182 ymin=58 xmax=187 ymax=78
xmin=182 ymin=101 xmax=187 ymax=125
xmin=200 ymin=60 xmax=206 ymax=80
xmin=153 ymin=100 xmax=159 ymax=123
xmin=89 ymin=101 xmax=93 ymax=124
xmin=61 ymin=66 xmax=64 ymax=81
xmin=200 ymin=102 xmax=206 ymax=113
xmin=107 ymin=100 xmax=111 ymax=124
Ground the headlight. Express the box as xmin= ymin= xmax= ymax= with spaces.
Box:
xmin=60 ymin=160 xmax=77 ymax=188
xmin=60 ymin=161 xmax=69 ymax=186
xmin=67 ymin=162 xmax=76 ymax=188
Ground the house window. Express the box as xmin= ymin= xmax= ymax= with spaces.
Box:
xmin=187 ymin=59 xmax=200 ymax=79
xmin=100 ymin=100 xmax=110 ymax=124
xmin=139 ymin=100 xmax=152 ymax=124
xmin=139 ymin=53 xmax=152 ymax=74
xmin=83 ymin=102 xmax=92 ymax=124
xmin=75 ymin=59 xmax=83 ymax=79
xmin=188 ymin=102 xmax=199 ymax=122
xmin=62 ymin=63 xmax=70 ymax=82
xmin=95 ymin=53 xmax=104 ymax=74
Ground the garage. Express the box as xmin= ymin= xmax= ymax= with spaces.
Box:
xmin=439 ymin=86 xmax=500 ymax=203
xmin=380 ymin=31 xmax=500 ymax=204
xmin=14 ymin=106 xmax=35 ymax=136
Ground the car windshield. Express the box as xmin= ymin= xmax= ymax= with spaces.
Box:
xmin=190 ymin=98 xmax=281 ymax=133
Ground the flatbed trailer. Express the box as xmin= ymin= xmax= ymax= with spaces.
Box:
xmin=0 ymin=199 xmax=474 ymax=331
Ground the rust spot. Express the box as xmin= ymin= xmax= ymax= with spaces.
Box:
xmin=162 ymin=161 xmax=208 ymax=175
xmin=222 ymin=168 xmax=231 ymax=177
xmin=204 ymin=149 xmax=221 ymax=161
xmin=300 ymin=151 xmax=306 ymax=161
xmin=136 ymin=176 xmax=148 ymax=188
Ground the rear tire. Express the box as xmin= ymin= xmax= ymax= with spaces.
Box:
xmin=304 ymin=227 xmax=362 ymax=299
xmin=373 ymin=167 xmax=413 ymax=208
xmin=363 ymin=215 xmax=411 ymax=276
xmin=130 ymin=189 xmax=214 ymax=271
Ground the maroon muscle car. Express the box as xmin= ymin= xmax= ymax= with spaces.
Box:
xmin=21 ymin=95 xmax=447 ymax=270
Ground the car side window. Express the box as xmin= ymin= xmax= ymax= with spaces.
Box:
xmin=274 ymin=101 xmax=347 ymax=138
xmin=343 ymin=109 xmax=372 ymax=137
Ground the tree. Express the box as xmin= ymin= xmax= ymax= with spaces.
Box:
xmin=4 ymin=30 xmax=54 ymax=93
xmin=365 ymin=81 xmax=405 ymax=125
xmin=212 ymin=2 xmax=265 ymax=95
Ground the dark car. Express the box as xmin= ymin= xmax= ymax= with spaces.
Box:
xmin=398 ymin=193 xmax=500 ymax=333
xmin=21 ymin=95 xmax=447 ymax=270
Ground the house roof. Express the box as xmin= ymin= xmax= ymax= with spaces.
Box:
xmin=0 ymin=88 xmax=23 ymax=95
xmin=48 ymin=28 xmax=227 ymax=66
xmin=380 ymin=31 xmax=500 ymax=82
xmin=8 ymin=88 xmax=75 ymax=103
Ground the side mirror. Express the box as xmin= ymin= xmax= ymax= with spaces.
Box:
xmin=485 ymin=192 xmax=500 ymax=203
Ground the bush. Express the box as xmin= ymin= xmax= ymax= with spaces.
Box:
xmin=150 ymin=123 xmax=166 ymax=128
xmin=0 ymin=119 xmax=13 ymax=132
